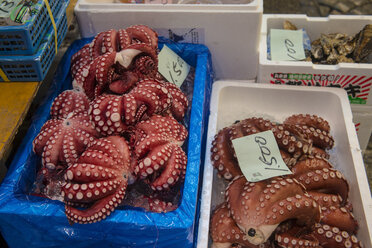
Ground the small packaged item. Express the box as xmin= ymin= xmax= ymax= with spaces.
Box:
xmin=0 ymin=0 xmax=38 ymax=26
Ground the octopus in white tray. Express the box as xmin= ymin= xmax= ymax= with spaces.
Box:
xmin=32 ymin=25 xmax=192 ymax=224
xmin=209 ymin=114 xmax=364 ymax=248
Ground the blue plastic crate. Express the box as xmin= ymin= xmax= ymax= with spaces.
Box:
xmin=0 ymin=38 xmax=213 ymax=247
xmin=0 ymin=0 xmax=66 ymax=55
xmin=0 ymin=2 xmax=68 ymax=82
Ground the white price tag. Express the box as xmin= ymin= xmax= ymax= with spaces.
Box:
xmin=158 ymin=45 xmax=190 ymax=88
xmin=232 ymin=131 xmax=292 ymax=182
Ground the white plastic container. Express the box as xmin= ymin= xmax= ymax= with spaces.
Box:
xmin=197 ymin=81 xmax=372 ymax=248
xmin=74 ymin=0 xmax=262 ymax=80
xmin=352 ymin=104 xmax=372 ymax=152
xmin=258 ymin=14 xmax=372 ymax=105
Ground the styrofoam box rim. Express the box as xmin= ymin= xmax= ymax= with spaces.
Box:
xmin=76 ymin=0 xmax=260 ymax=12
xmin=197 ymin=81 xmax=372 ymax=248
xmin=259 ymin=14 xmax=372 ymax=69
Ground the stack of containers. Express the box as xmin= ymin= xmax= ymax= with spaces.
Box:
xmin=0 ymin=0 xmax=70 ymax=82
xmin=258 ymin=14 xmax=372 ymax=151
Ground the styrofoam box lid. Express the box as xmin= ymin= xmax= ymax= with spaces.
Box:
xmin=77 ymin=0 xmax=260 ymax=11
xmin=197 ymin=81 xmax=372 ymax=248
xmin=260 ymin=14 xmax=372 ymax=68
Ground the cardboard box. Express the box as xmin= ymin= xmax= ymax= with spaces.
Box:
xmin=258 ymin=14 xmax=372 ymax=105
xmin=197 ymin=81 xmax=372 ymax=247
xmin=74 ymin=0 xmax=262 ymax=80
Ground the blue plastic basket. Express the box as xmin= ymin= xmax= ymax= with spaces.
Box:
xmin=0 ymin=39 xmax=213 ymax=248
xmin=0 ymin=2 xmax=68 ymax=82
xmin=0 ymin=0 xmax=66 ymax=56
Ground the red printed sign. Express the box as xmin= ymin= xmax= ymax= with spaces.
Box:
xmin=270 ymin=73 xmax=372 ymax=104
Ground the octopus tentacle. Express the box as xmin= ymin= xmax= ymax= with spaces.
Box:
xmin=63 ymin=136 xmax=131 ymax=224
xmin=284 ymin=114 xmax=331 ymax=133
xmin=50 ymin=90 xmax=90 ymax=119
xmin=33 ymin=112 xmax=99 ymax=171
xmin=320 ymin=207 xmax=358 ymax=234
xmin=275 ymin=232 xmax=320 ymax=248
xmin=291 ymin=157 xmax=333 ymax=176
xmin=312 ymin=223 xmax=363 ymax=248
xmin=210 ymin=117 xmax=312 ymax=181
xmin=126 ymin=25 xmax=158 ymax=50
xmin=65 ymin=185 xmax=126 ymax=224
xmin=308 ymin=192 xmax=344 ymax=209
xmin=225 ymin=176 xmax=320 ymax=245
xmin=90 ymin=31 xmax=109 ymax=60
xmin=132 ymin=115 xmax=188 ymax=191
xmin=293 ymin=167 xmax=349 ymax=204
xmin=89 ymin=94 xmax=128 ymax=136
xmin=146 ymin=196 xmax=177 ymax=213
xmin=310 ymin=146 xmax=330 ymax=160
xmin=71 ymin=44 xmax=91 ymax=78
xmin=211 ymin=203 xmax=271 ymax=248
xmin=163 ymin=81 xmax=189 ymax=121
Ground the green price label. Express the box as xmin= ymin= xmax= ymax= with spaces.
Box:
xmin=158 ymin=45 xmax=190 ymax=88
xmin=232 ymin=130 xmax=292 ymax=182
xmin=270 ymin=29 xmax=306 ymax=61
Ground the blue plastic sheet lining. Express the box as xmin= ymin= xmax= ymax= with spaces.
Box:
xmin=0 ymin=38 xmax=213 ymax=248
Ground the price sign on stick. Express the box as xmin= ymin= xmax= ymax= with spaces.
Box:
xmin=232 ymin=131 xmax=292 ymax=182
xmin=158 ymin=45 xmax=190 ymax=88
xmin=270 ymin=29 xmax=306 ymax=61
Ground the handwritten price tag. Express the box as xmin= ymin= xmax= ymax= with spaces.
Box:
xmin=270 ymin=29 xmax=306 ymax=61
xmin=158 ymin=45 xmax=190 ymax=88
xmin=232 ymin=131 xmax=292 ymax=182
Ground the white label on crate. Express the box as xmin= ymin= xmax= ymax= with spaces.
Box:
xmin=155 ymin=28 xmax=205 ymax=44
xmin=232 ymin=131 xmax=292 ymax=182
xmin=270 ymin=29 xmax=306 ymax=61
xmin=270 ymin=73 xmax=372 ymax=104
xmin=158 ymin=45 xmax=190 ymax=88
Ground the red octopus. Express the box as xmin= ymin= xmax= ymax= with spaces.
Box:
xmin=131 ymin=115 xmax=188 ymax=191
xmin=71 ymin=25 xmax=159 ymax=99
xmin=88 ymin=78 xmax=188 ymax=136
xmin=32 ymin=25 xmax=191 ymax=223
xmin=209 ymin=114 xmax=364 ymax=248
xmin=33 ymin=90 xmax=99 ymax=175
xmin=210 ymin=117 xmax=312 ymax=180
xmin=63 ymin=136 xmax=131 ymax=224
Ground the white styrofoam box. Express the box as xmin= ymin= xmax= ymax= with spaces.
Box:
xmin=74 ymin=0 xmax=262 ymax=80
xmin=352 ymin=104 xmax=372 ymax=152
xmin=197 ymin=81 xmax=372 ymax=248
xmin=258 ymin=14 xmax=372 ymax=105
